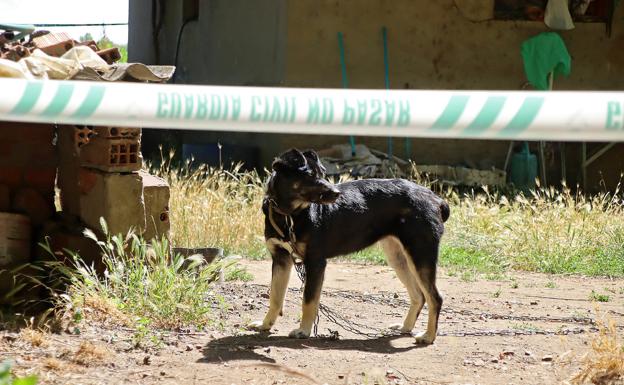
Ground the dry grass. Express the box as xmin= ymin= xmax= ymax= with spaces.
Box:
xmin=157 ymin=156 xmax=624 ymax=277
xmin=76 ymin=294 xmax=131 ymax=326
xmin=19 ymin=328 xmax=47 ymax=348
xmin=73 ymin=341 xmax=108 ymax=366
xmin=158 ymin=155 xmax=266 ymax=258
xmin=443 ymin=183 xmax=624 ymax=276
xmin=43 ymin=357 xmax=64 ymax=372
xmin=571 ymin=317 xmax=624 ymax=385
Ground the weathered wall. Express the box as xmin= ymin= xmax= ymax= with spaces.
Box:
xmin=129 ymin=0 xmax=287 ymax=85
xmin=279 ymin=0 xmax=624 ymax=186
xmin=284 ymin=0 xmax=624 ymax=91
xmin=130 ymin=0 xmax=624 ymax=189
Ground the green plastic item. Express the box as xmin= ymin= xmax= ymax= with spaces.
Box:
xmin=509 ymin=142 xmax=538 ymax=193
xmin=521 ymin=32 xmax=571 ymax=91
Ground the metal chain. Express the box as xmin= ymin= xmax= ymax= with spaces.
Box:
xmin=318 ymin=289 xmax=599 ymax=326
xmin=257 ymin=279 xmax=612 ymax=339
xmin=269 ymin=204 xmax=611 ymax=338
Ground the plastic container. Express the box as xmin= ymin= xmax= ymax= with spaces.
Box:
xmin=509 ymin=142 xmax=538 ymax=193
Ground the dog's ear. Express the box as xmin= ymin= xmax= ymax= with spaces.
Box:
xmin=272 ymin=148 xmax=307 ymax=172
xmin=303 ymin=149 xmax=326 ymax=177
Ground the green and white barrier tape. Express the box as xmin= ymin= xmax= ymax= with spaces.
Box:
xmin=1 ymin=78 xmax=623 ymax=141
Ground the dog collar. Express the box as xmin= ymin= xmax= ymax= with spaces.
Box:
xmin=268 ymin=201 xmax=304 ymax=264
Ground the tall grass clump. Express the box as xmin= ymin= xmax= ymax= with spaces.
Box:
xmin=154 ymin=153 xmax=267 ymax=259
xmin=441 ymin=182 xmax=624 ymax=276
xmin=571 ymin=315 xmax=624 ymax=385
xmin=51 ymin=219 xmax=233 ymax=329
xmin=157 ymin=152 xmax=624 ymax=277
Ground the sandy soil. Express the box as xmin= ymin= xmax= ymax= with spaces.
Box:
xmin=2 ymin=260 xmax=623 ymax=385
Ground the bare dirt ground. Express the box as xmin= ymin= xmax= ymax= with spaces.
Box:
xmin=3 ymin=260 xmax=623 ymax=385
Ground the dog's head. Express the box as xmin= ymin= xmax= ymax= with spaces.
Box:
xmin=267 ymin=148 xmax=341 ymax=214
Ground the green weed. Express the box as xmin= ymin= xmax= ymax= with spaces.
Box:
xmin=224 ymin=266 xmax=254 ymax=282
xmin=589 ymin=290 xmax=610 ymax=303
xmin=0 ymin=361 xmax=37 ymax=385
xmin=48 ymin=219 xmax=235 ymax=330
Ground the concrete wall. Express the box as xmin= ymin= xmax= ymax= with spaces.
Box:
xmin=129 ymin=0 xmax=624 ymax=190
xmin=279 ymin=0 xmax=624 ymax=189
xmin=129 ymin=0 xmax=287 ymax=85
xmin=284 ymin=0 xmax=624 ymax=91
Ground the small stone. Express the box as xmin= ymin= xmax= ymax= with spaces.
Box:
xmin=185 ymin=344 xmax=193 ymax=351
xmin=260 ymin=293 xmax=270 ymax=299
xmin=542 ymin=355 xmax=553 ymax=362
xmin=502 ymin=350 xmax=515 ymax=356
xmin=393 ymin=293 xmax=399 ymax=299
xmin=143 ymin=355 xmax=151 ymax=365
xmin=196 ymin=344 xmax=203 ymax=350
xmin=160 ymin=371 xmax=166 ymax=376
xmin=530 ymin=301 xmax=538 ymax=305
xmin=491 ymin=358 xmax=499 ymax=363
xmin=263 ymin=347 xmax=271 ymax=353
xmin=2 ymin=333 xmax=18 ymax=342
xmin=338 ymin=375 xmax=345 ymax=379
xmin=524 ymin=350 xmax=532 ymax=356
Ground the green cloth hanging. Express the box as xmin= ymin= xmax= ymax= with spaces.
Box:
xmin=521 ymin=32 xmax=571 ymax=91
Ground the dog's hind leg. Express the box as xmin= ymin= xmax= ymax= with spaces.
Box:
xmin=248 ymin=247 xmax=293 ymax=331
xmin=402 ymin=241 xmax=443 ymax=345
xmin=289 ymin=259 xmax=326 ymax=338
xmin=380 ymin=236 xmax=425 ymax=334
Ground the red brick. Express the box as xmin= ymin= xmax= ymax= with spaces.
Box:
xmin=23 ymin=168 xmax=57 ymax=192
xmin=21 ymin=143 xmax=58 ymax=167
xmin=0 ymin=142 xmax=12 ymax=163
xmin=78 ymin=168 xmax=98 ymax=194
xmin=0 ymin=166 xmax=23 ymax=189
xmin=0 ymin=184 xmax=9 ymax=211
xmin=0 ymin=123 xmax=54 ymax=144
xmin=12 ymin=187 xmax=54 ymax=226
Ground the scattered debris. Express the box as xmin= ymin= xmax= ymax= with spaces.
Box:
xmin=73 ymin=341 xmax=108 ymax=366
xmin=317 ymin=143 xmax=506 ymax=186
xmin=317 ymin=144 xmax=407 ymax=179
xmin=0 ymin=27 xmax=174 ymax=82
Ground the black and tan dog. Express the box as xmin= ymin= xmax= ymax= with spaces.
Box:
xmin=248 ymin=148 xmax=449 ymax=344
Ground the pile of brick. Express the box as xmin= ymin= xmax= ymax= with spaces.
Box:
xmin=0 ymin=122 xmax=58 ymax=304
xmin=0 ymin=28 xmax=174 ymax=305
xmin=56 ymin=125 xmax=170 ymax=243
xmin=1 ymin=30 xmax=121 ymax=64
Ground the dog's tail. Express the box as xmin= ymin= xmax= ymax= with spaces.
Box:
xmin=439 ymin=200 xmax=450 ymax=222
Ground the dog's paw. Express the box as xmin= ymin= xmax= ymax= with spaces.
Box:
xmin=288 ymin=328 xmax=311 ymax=339
xmin=388 ymin=323 xmax=413 ymax=335
xmin=413 ymin=331 xmax=435 ymax=345
xmin=248 ymin=320 xmax=272 ymax=331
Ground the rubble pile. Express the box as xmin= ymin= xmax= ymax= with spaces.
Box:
xmin=1 ymin=30 xmax=121 ymax=64
xmin=317 ymin=144 xmax=506 ymax=187
xmin=0 ymin=28 xmax=174 ymax=82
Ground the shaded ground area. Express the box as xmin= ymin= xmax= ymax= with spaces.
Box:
xmin=3 ymin=260 xmax=623 ymax=384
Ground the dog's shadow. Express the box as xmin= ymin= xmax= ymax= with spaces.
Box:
xmin=199 ymin=331 xmax=426 ymax=364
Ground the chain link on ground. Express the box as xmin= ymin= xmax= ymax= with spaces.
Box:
xmin=243 ymin=282 xmax=623 ymax=339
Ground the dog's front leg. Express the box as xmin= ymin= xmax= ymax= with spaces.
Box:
xmin=249 ymin=251 xmax=293 ymax=331
xmin=289 ymin=259 xmax=326 ymax=338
